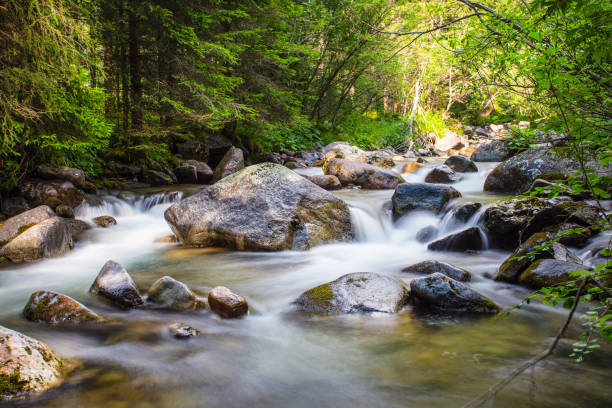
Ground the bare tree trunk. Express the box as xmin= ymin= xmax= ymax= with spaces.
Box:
xmin=408 ymin=79 xmax=420 ymax=137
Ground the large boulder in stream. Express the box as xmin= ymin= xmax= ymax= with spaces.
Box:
xmin=147 ymin=276 xmax=206 ymax=312
xmin=294 ymin=272 xmax=409 ymax=314
xmin=0 ymin=325 xmax=64 ymax=400
xmin=0 ymin=217 xmax=73 ymax=263
xmin=471 ymin=140 xmax=513 ymax=162
xmin=484 ymin=147 xmax=612 ymax=194
xmin=444 ymin=155 xmax=478 ymax=173
xmin=410 ymin=273 xmax=500 ymax=314
xmin=0 ymin=205 xmax=55 ymax=247
xmin=164 ymin=163 xmax=353 ymax=251
xmin=402 ymin=261 xmax=471 ymax=281
xmin=212 ymin=146 xmax=244 ymax=183
xmin=392 ymin=183 xmax=461 ymax=218
xmin=323 ymin=158 xmax=400 ymax=189
xmin=424 ymin=165 xmax=461 ymax=184
xmin=90 ymin=260 xmax=144 ymax=308
xmin=427 ymin=227 xmax=484 ymax=252
xmin=518 ymin=259 xmax=587 ymax=289
xmin=24 ymin=291 xmax=102 ymax=324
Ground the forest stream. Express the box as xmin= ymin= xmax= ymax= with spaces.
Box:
xmin=1 ymin=159 xmax=611 ymax=408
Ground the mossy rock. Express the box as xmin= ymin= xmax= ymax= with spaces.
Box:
xmin=518 ymin=259 xmax=587 ymax=289
xmin=23 ymin=291 xmax=103 ymax=324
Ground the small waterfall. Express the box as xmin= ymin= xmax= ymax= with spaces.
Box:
xmin=75 ymin=191 xmax=183 ymax=218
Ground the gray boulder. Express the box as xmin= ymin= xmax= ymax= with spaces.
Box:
xmin=23 ymin=291 xmax=102 ymax=324
xmin=141 ymin=170 xmax=175 ymax=186
xmin=0 ymin=205 xmax=55 ymax=246
xmin=323 ymin=142 xmax=367 ymax=163
xmin=424 ymin=165 xmax=461 ymax=184
xmin=305 ymin=174 xmax=342 ymax=190
xmin=147 ymin=276 xmax=205 ymax=312
xmin=365 ymin=150 xmax=395 ymax=168
xmin=402 ymin=261 xmax=471 ymax=281
xmin=427 ymin=227 xmax=484 ymax=252
xmin=324 ymin=158 xmax=399 ymax=189
xmin=0 ymin=217 xmax=73 ymax=263
xmin=173 ymin=165 xmax=198 ymax=184
xmin=165 ymin=163 xmax=352 ymax=251
xmin=64 ymin=219 xmax=91 ymax=241
xmin=212 ymin=146 xmax=244 ymax=183
xmin=90 ymin=260 xmax=144 ymax=308
xmin=294 ymin=272 xmax=409 ymax=314
xmin=410 ymin=273 xmax=500 ymax=314
xmin=392 ymin=183 xmax=461 ymax=218
xmin=0 ymin=325 xmax=64 ymax=400
xmin=518 ymin=259 xmax=587 ymax=289
xmin=484 ymin=147 xmax=611 ymax=194
xmin=182 ymin=160 xmax=213 ymax=184
xmin=471 ymin=140 xmax=513 ymax=162
xmin=444 ymin=155 xmax=478 ymax=173
xmin=37 ymin=164 xmax=86 ymax=188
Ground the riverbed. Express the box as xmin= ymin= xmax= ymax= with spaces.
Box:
xmin=1 ymin=160 xmax=611 ymax=408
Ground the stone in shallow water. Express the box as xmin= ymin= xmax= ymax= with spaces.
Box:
xmin=424 ymin=165 xmax=461 ymax=184
xmin=93 ymin=215 xmax=117 ymax=228
xmin=416 ymin=226 xmax=438 ymax=243
xmin=305 ymin=174 xmax=342 ymax=190
xmin=444 ymin=155 xmax=478 ymax=173
xmin=208 ymin=286 xmax=248 ymax=318
xmin=324 ymin=158 xmax=400 ymax=189
xmin=90 ymin=260 xmax=144 ymax=308
xmin=294 ymin=272 xmax=409 ymax=314
xmin=0 ymin=325 xmax=64 ymax=400
xmin=147 ymin=276 xmax=206 ymax=312
xmin=410 ymin=273 xmax=500 ymax=314
xmin=392 ymin=183 xmax=461 ymax=218
xmin=518 ymin=259 xmax=587 ymax=289
xmin=164 ymin=163 xmax=352 ymax=251
xmin=427 ymin=227 xmax=484 ymax=252
xmin=402 ymin=261 xmax=471 ymax=281
xmin=23 ymin=291 xmax=102 ymax=324
xmin=168 ymin=323 xmax=200 ymax=338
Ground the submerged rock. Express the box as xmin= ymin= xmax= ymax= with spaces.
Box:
xmin=23 ymin=291 xmax=102 ymax=324
xmin=0 ymin=217 xmax=73 ymax=263
xmin=471 ymin=140 xmax=513 ymax=162
xmin=90 ymin=260 xmax=144 ymax=308
xmin=451 ymin=202 xmax=482 ymax=224
xmin=444 ymin=155 xmax=478 ymax=173
xmin=410 ymin=273 xmax=499 ymax=314
xmin=402 ymin=261 xmax=471 ymax=281
xmin=305 ymin=175 xmax=342 ymax=190
xmin=208 ymin=286 xmax=248 ymax=318
xmin=0 ymin=325 xmax=64 ymax=400
xmin=93 ymin=215 xmax=117 ymax=228
xmin=484 ymin=147 xmax=611 ymax=194
xmin=64 ymin=219 xmax=91 ymax=241
xmin=392 ymin=183 xmax=461 ymax=218
xmin=416 ymin=226 xmax=438 ymax=243
xmin=324 ymin=158 xmax=399 ymax=189
xmin=294 ymin=272 xmax=409 ymax=314
xmin=168 ymin=323 xmax=200 ymax=338
xmin=147 ymin=276 xmax=205 ymax=312
xmin=424 ymin=165 xmax=461 ymax=184
xmin=427 ymin=227 xmax=484 ymax=252
xmin=164 ymin=163 xmax=352 ymax=251
xmin=212 ymin=146 xmax=244 ymax=183
xmin=0 ymin=205 xmax=55 ymax=247
xmin=518 ymin=259 xmax=587 ymax=289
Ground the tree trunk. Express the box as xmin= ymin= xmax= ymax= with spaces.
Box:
xmin=128 ymin=9 xmax=142 ymax=131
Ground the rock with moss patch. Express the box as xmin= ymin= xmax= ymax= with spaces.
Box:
xmin=484 ymin=147 xmax=612 ymax=194
xmin=93 ymin=215 xmax=117 ymax=228
xmin=392 ymin=183 xmax=461 ymax=218
xmin=208 ymin=286 xmax=248 ymax=318
xmin=294 ymin=272 xmax=408 ymax=314
xmin=0 ymin=325 xmax=64 ymax=400
xmin=323 ymin=158 xmax=400 ymax=189
xmin=0 ymin=217 xmax=73 ymax=263
xmin=147 ymin=276 xmax=206 ymax=312
xmin=553 ymin=223 xmax=592 ymax=247
xmin=212 ymin=146 xmax=244 ymax=183
xmin=165 ymin=163 xmax=352 ymax=250
xmin=402 ymin=261 xmax=471 ymax=281
xmin=518 ymin=259 xmax=587 ymax=289
xmin=90 ymin=260 xmax=144 ymax=308
xmin=23 ymin=291 xmax=102 ymax=324
xmin=410 ymin=273 xmax=500 ymax=314
xmin=0 ymin=205 xmax=55 ymax=247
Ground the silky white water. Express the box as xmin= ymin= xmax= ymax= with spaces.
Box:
xmin=1 ymin=160 xmax=611 ymax=408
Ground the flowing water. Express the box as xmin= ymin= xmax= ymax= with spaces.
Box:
xmin=1 ymin=160 xmax=611 ymax=408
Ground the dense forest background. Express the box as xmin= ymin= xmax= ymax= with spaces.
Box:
xmin=1 ymin=0 xmax=610 ymax=193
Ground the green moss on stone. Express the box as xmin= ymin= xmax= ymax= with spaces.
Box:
xmin=0 ymin=372 xmax=27 ymax=395
xmin=304 ymin=283 xmax=334 ymax=310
